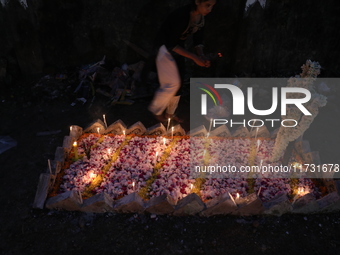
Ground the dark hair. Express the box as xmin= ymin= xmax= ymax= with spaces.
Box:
xmin=190 ymin=0 xmax=211 ymax=10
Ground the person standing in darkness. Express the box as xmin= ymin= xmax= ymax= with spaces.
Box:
xmin=148 ymin=0 xmax=216 ymax=123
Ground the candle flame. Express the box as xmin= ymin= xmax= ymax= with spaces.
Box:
xmin=190 ymin=183 xmax=193 ymax=190
xmin=297 ymin=187 xmax=308 ymax=196
xmin=123 ymin=130 xmax=126 ymax=136
xmin=73 ymin=141 xmax=77 ymax=147
xmin=132 ymin=181 xmax=135 ymax=188
xmin=292 ymin=162 xmax=302 ymax=169
xmin=236 ymin=193 xmax=240 ymax=199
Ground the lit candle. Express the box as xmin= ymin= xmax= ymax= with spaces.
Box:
xmin=292 ymin=187 xmax=306 ymax=204
xmin=163 ymin=137 xmax=166 ymax=146
xmin=123 ymin=130 xmax=126 ymax=136
xmin=154 ymin=151 xmax=159 ymax=164
xmin=132 ymin=181 xmax=135 ymax=191
xmin=228 ymin=192 xmax=237 ymax=206
xmin=171 ymin=126 xmax=174 ymax=139
xmin=97 ymin=127 xmax=100 ymax=134
xmin=73 ymin=141 xmax=78 ymax=160
xmin=107 ymin=148 xmax=112 ymax=159
xmin=190 ymin=183 xmax=193 ymax=191
xmin=167 ymin=118 xmax=171 ymax=131
xmin=90 ymin=172 xmax=96 ymax=179
xmin=299 ymin=187 xmax=307 ymax=196
xmin=250 ymin=120 xmax=256 ymax=133
xmin=48 ymin=159 xmax=52 ymax=174
xmin=257 ymin=187 xmax=262 ymax=196
xmin=208 ymin=118 xmax=213 ymax=133
xmin=103 ymin=114 xmax=107 ymax=129
xmin=255 ymin=127 xmax=259 ymax=140
xmin=256 ymin=140 xmax=261 ymax=151
xmin=236 ymin=193 xmax=240 ymax=200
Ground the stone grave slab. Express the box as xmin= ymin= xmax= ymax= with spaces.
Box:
xmin=317 ymin=192 xmax=340 ymax=212
xmin=187 ymin=125 xmax=207 ymax=137
xmin=168 ymin=124 xmax=186 ymax=137
xmin=262 ymin=192 xmax=289 ymax=210
xmin=114 ymin=192 xmax=145 ymax=213
xmin=200 ymin=192 xmax=237 ymax=217
xmin=210 ymin=125 xmax=231 ymax=137
xmin=146 ymin=123 xmax=167 ymax=136
xmin=81 ymin=193 xmax=114 ymax=213
xmin=62 ymin=136 xmax=73 ymax=152
xmin=69 ymin=125 xmax=83 ymax=140
xmin=235 ymin=193 xmax=264 ymax=216
xmin=145 ymin=194 xmax=176 ymax=215
xmin=249 ymin=126 xmax=270 ymax=138
xmin=33 ymin=173 xmax=52 ymax=209
xmin=232 ymin=126 xmax=250 ymax=138
xmin=173 ymin=193 xmax=206 ymax=216
xmin=45 ymin=190 xmax=83 ymax=211
xmin=54 ymin=147 xmax=67 ymax=165
xmin=84 ymin=119 xmax=105 ymax=134
xmin=263 ymin=200 xmax=293 ymax=216
xmin=104 ymin=119 xmax=127 ymax=135
xmin=126 ymin=122 xmax=146 ymax=135
xmin=292 ymin=193 xmax=319 ymax=214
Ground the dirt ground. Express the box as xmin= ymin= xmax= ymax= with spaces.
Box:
xmin=0 ymin=77 xmax=340 ymax=255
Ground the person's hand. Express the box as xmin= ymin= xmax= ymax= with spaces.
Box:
xmin=203 ymin=59 xmax=211 ymax=68
xmin=193 ymin=55 xmax=210 ymax=68
xmin=200 ymin=54 xmax=211 ymax=68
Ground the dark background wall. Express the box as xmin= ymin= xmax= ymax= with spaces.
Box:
xmin=1 ymin=0 xmax=339 ymax=80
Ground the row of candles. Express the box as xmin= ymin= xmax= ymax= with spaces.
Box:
xmin=57 ymin=143 xmax=309 ymax=202
xmin=70 ymin=115 xmax=176 ymax=139
xmin=105 ymin=115 xmax=176 ymax=139
xmin=71 ymin=131 xmax=171 ymax=162
xmin=66 ymin=117 xmax=309 ymax=200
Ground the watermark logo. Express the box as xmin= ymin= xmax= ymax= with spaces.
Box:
xmin=200 ymin=84 xmax=311 ymax=116
xmin=196 ymin=81 xmax=312 ymax=128
xmin=198 ymin=82 xmax=223 ymax=115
